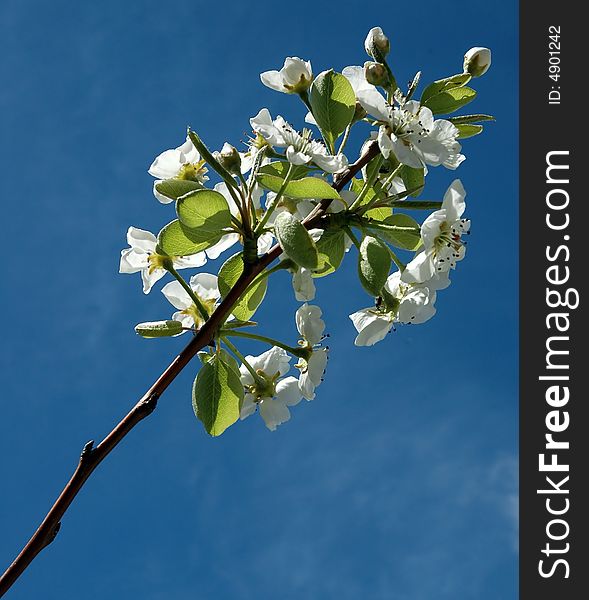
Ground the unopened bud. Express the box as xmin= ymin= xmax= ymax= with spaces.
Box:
xmin=463 ymin=47 xmax=491 ymax=77
xmin=364 ymin=27 xmax=390 ymax=60
xmin=364 ymin=61 xmax=389 ymax=87
xmin=135 ymin=320 xmax=184 ymax=338
xmin=353 ymin=101 xmax=368 ymax=123
xmin=214 ymin=142 xmax=242 ymax=174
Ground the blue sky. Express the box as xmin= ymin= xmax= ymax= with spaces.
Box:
xmin=0 ymin=1 xmax=518 ymax=598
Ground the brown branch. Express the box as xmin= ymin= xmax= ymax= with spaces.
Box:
xmin=0 ymin=141 xmax=379 ymax=597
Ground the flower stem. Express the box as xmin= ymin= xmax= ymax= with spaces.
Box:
xmin=223 ymin=329 xmax=307 ymax=359
xmin=221 ymin=336 xmax=264 ymax=386
xmin=337 ymin=124 xmax=352 ymax=154
xmin=254 ymin=163 xmax=295 ymax=234
xmin=387 ymin=200 xmax=442 ymax=210
xmin=166 ymin=267 xmax=210 ymax=323
xmin=342 ymin=225 xmax=362 ymax=250
xmin=348 ymin=155 xmax=383 ymax=212
xmin=388 ymin=247 xmax=406 ymax=271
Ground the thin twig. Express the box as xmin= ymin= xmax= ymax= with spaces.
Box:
xmin=0 ymin=140 xmax=379 ymax=597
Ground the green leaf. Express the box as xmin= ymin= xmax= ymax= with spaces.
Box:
xmin=455 ymin=123 xmax=484 ymax=139
xmin=258 ymin=161 xmax=314 ymax=180
xmin=400 ymin=166 xmax=425 ymax=198
xmin=448 ymin=114 xmax=495 ymax=125
xmin=256 ymin=174 xmax=341 ymax=200
xmin=193 ymin=349 xmax=243 ymax=437
xmin=423 ymin=86 xmax=477 ymax=115
xmin=420 ymin=73 xmax=472 ymax=103
xmin=358 ymin=236 xmax=391 ymax=296
xmin=314 ymin=228 xmax=346 ymax=278
xmin=376 ymin=214 xmax=422 ymax=250
xmin=154 ymin=179 xmax=203 ymax=202
xmin=218 ymin=253 xmax=268 ymax=320
xmin=176 ymin=188 xmax=232 ymax=232
xmin=273 ymin=211 xmax=319 ymax=269
xmin=350 ymin=178 xmax=391 ymax=221
xmin=309 ymin=70 xmax=356 ymax=153
xmin=158 ymin=219 xmax=221 ymax=256
xmin=134 ymin=320 xmax=184 ymax=338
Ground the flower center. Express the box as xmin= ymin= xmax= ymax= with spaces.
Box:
xmin=245 ymin=370 xmax=281 ymax=401
xmin=394 ymin=108 xmax=430 ymax=144
xmin=147 ymin=253 xmax=173 ymax=273
xmin=177 ymin=159 xmax=208 ymax=182
xmin=280 ymin=123 xmax=313 ymax=155
xmin=181 ymin=297 xmax=217 ymax=328
xmin=433 ymin=219 xmax=470 ymax=270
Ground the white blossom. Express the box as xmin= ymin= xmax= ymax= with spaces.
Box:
xmin=239 ymin=347 xmax=302 ymax=431
xmin=378 ymin=101 xmax=465 ymax=170
xmin=119 ymin=227 xmax=206 ymax=294
xmin=148 ymin=137 xmax=208 ymax=204
xmin=343 ymin=66 xmax=464 ymax=170
xmin=250 ymin=109 xmax=348 ymax=173
xmin=349 ymin=270 xmax=449 ymax=346
xmin=295 ymin=304 xmax=328 ymax=400
xmin=402 ymin=179 xmax=469 ymax=284
xmin=260 ymin=57 xmax=313 ymax=94
xmin=161 ymin=273 xmax=220 ymax=331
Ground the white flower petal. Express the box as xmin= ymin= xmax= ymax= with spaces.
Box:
xmin=401 ymin=251 xmax=436 ymax=285
xmin=161 ymin=280 xmax=193 ymax=310
xmin=342 ymin=65 xmax=390 ymax=121
xmin=189 ymin=273 xmax=220 ymax=302
xmin=296 ymin=303 xmax=325 ymax=345
xmin=292 ymin=268 xmax=316 ymax=302
xmin=205 ymin=233 xmax=240 ymax=260
xmin=259 ymin=398 xmax=291 ymax=431
xmin=240 ymin=393 xmax=257 ymax=420
xmin=349 ymin=308 xmax=393 ymax=346
xmin=276 ymin=376 xmax=303 ymax=407
xmin=173 ymin=252 xmax=207 ymax=269
xmin=127 ymin=227 xmax=157 ymax=252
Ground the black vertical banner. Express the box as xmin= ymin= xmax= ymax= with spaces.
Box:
xmin=520 ymin=2 xmax=587 ymax=599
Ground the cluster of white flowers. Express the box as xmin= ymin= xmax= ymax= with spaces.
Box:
xmin=239 ymin=304 xmax=327 ymax=430
xmin=120 ymin=27 xmax=491 ymax=434
xmin=350 ymin=179 xmax=469 ymax=345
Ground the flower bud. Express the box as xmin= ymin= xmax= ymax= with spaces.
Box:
xmin=214 ymin=142 xmax=242 ymax=174
xmin=463 ymin=47 xmax=491 ymax=77
xmin=352 ymin=101 xmax=368 ymax=123
xmin=364 ymin=27 xmax=390 ymax=60
xmin=364 ymin=61 xmax=389 ymax=87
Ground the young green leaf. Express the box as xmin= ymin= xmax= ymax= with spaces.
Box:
xmin=448 ymin=114 xmax=495 ymax=125
xmin=258 ymin=161 xmax=314 ymax=180
xmin=420 ymin=73 xmax=472 ymax=103
xmin=308 ymin=70 xmax=356 ymax=153
xmin=374 ymin=214 xmax=423 ymax=250
xmin=218 ymin=253 xmax=268 ymax=320
xmin=158 ymin=219 xmax=222 ymax=256
xmin=422 ymin=86 xmax=477 ymax=115
xmin=358 ymin=236 xmax=391 ymax=296
xmin=256 ymin=174 xmax=342 ymax=200
xmin=350 ymin=178 xmax=391 ymax=221
xmin=192 ymin=349 xmax=243 ymax=437
xmin=314 ymin=228 xmax=346 ymax=278
xmin=154 ymin=179 xmax=203 ymax=202
xmin=273 ymin=212 xmax=319 ymax=269
xmin=176 ymin=188 xmax=232 ymax=232
xmin=455 ymin=123 xmax=484 ymax=139
xmin=135 ymin=320 xmax=184 ymax=338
